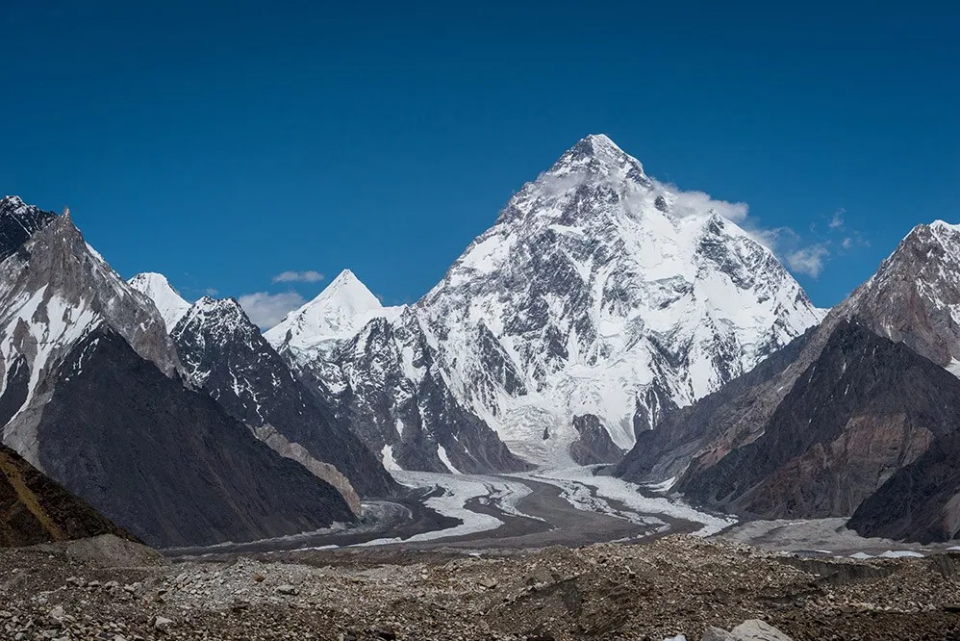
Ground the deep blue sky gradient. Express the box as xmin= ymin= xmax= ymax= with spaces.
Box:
xmin=3 ymin=1 xmax=958 ymax=316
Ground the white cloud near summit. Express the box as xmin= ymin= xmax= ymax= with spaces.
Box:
xmin=238 ymin=291 xmax=305 ymax=329
xmin=669 ymin=189 xmax=749 ymax=223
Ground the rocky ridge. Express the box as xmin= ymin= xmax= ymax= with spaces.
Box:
xmin=0 ymin=206 xmax=181 ymax=467
xmin=171 ymin=295 xmax=399 ymax=505
xmin=33 ymin=326 xmax=356 ymax=548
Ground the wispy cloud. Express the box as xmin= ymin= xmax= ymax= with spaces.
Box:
xmin=741 ymin=225 xmax=799 ymax=253
xmin=786 ymin=244 xmax=830 ymax=278
xmin=237 ymin=292 xmax=305 ymax=329
xmin=651 ymin=180 xmax=832 ymax=281
xmin=203 ymin=287 xmax=219 ymax=296
xmin=828 ymin=208 xmax=845 ymax=230
xmin=272 ymin=270 xmax=325 ymax=283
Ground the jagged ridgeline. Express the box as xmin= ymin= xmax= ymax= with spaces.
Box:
xmin=0 ymin=197 xmax=356 ymax=548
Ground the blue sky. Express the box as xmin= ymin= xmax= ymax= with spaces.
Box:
xmin=3 ymin=1 xmax=958 ymax=326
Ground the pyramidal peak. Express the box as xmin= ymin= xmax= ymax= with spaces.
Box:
xmin=572 ymin=133 xmax=629 ymax=159
xmin=549 ymin=133 xmax=647 ymax=181
xmin=264 ymin=268 xmax=405 ymax=353
xmin=318 ymin=269 xmax=383 ymax=312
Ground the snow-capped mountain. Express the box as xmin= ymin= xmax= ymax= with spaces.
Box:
xmin=128 ymin=272 xmax=192 ymax=332
xmin=170 ymin=295 xmax=399 ymax=507
xmin=269 ymin=135 xmax=824 ymax=468
xmin=266 ymin=269 xmax=404 ymax=361
xmin=415 ymin=134 xmax=824 ymax=464
xmin=268 ymin=272 xmax=530 ymax=474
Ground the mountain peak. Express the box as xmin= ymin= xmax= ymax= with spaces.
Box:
xmin=0 ymin=197 xmax=58 ymax=261
xmin=573 ymin=133 xmax=623 ymax=156
xmin=128 ymin=272 xmax=191 ymax=332
xmin=837 ymin=219 xmax=960 ymax=370
xmin=0 ymin=195 xmax=27 ymax=211
xmin=130 ymin=271 xmax=173 ymax=289
xmin=195 ymin=295 xmax=244 ymax=315
xmin=551 ymin=133 xmax=647 ymax=180
xmin=928 ymin=220 xmax=960 ymax=242
xmin=325 ymin=269 xmax=376 ymax=302
xmin=186 ymin=296 xmax=251 ymax=326
xmin=173 ymin=297 xmax=260 ymax=344
xmin=264 ymin=269 xmax=404 ymax=352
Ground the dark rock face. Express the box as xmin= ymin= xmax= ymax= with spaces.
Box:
xmin=0 ymin=443 xmax=133 ymax=547
xmin=0 ymin=196 xmax=56 ymax=262
xmin=36 ymin=328 xmax=355 ymax=548
xmin=569 ymin=415 xmax=625 ymax=465
xmin=0 ymin=356 xmax=29 ymax=430
xmin=849 ymin=432 xmax=960 ymax=543
xmin=679 ymin=322 xmax=960 ymax=521
xmin=171 ymin=298 xmax=399 ymax=499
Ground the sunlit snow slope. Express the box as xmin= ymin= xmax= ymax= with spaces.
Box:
xmin=128 ymin=272 xmax=192 ymax=332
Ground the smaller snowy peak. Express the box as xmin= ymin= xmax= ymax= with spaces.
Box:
xmin=0 ymin=196 xmax=58 ymax=262
xmin=927 ymin=220 xmax=960 ymax=247
xmin=1 ymin=195 xmax=28 ymax=212
xmin=128 ymin=272 xmax=192 ymax=332
xmin=179 ymin=297 xmax=254 ymax=332
xmin=930 ymin=220 xmax=960 ymax=232
xmin=265 ymin=269 xmax=404 ymax=353
xmin=316 ymin=269 xmax=383 ymax=315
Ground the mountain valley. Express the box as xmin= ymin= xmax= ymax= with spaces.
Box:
xmin=1 ymin=134 xmax=959 ymax=602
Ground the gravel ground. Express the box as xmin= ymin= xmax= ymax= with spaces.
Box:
xmin=2 ymin=534 xmax=960 ymax=640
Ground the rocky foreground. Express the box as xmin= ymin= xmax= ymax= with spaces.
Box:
xmin=1 ymin=534 xmax=959 ymax=641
